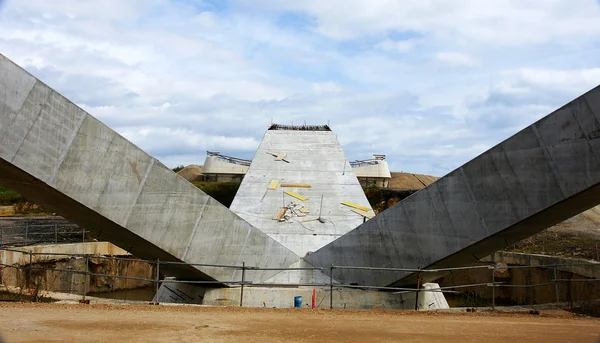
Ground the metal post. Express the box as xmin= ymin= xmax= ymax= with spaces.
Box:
xmin=154 ymin=259 xmax=160 ymax=304
xmin=27 ymin=250 xmax=32 ymax=287
xmin=25 ymin=224 xmax=28 ymax=245
xmin=82 ymin=228 xmax=85 ymax=243
xmin=491 ymin=265 xmax=495 ymax=311
xmin=553 ymin=265 xmax=559 ymax=303
xmin=329 ymin=265 xmax=333 ymax=310
xmin=82 ymin=255 xmax=89 ymax=302
xmin=414 ymin=267 xmax=422 ymax=311
xmin=240 ymin=262 xmax=245 ymax=307
xmin=55 ymin=224 xmax=58 ymax=243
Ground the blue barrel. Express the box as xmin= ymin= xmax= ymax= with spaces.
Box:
xmin=294 ymin=296 xmax=302 ymax=308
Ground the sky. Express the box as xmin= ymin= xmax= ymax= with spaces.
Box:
xmin=1 ymin=0 xmax=599 ymax=176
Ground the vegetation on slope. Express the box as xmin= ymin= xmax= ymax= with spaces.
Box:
xmin=192 ymin=182 xmax=241 ymax=208
xmin=0 ymin=185 xmax=24 ymax=206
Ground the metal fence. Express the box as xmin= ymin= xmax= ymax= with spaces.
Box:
xmin=0 ymin=224 xmax=91 ymax=247
xmin=507 ymin=240 xmax=600 ymax=261
xmin=1 ymin=247 xmax=599 ymax=309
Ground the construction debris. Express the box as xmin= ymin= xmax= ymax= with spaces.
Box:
xmin=267 ymin=180 xmax=279 ymax=190
xmin=351 ymin=208 xmax=374 ymax=219
xmin=266 ymin=152 xmax=290 ymax=163
xmin=272 ymin=207 xmax=288 ymax=220
xmin=341 ymin=201 xmax=371 ymax=212
xmin=273 ymin=202 xmax=310 ymax=222
xmin=280 ymin=183 xmax=311 ymax=188
xmin=285 ymin=191 xmax=309 ymax=201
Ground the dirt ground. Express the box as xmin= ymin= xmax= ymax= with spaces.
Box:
xmin=0 ymin=303 xmax=598 ymax=343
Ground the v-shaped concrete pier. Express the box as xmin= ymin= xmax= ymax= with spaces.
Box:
xmin=306 ymin=85 xmax=600 ymax=287
xmin=0 ymin=54 xmax=298 ymax=284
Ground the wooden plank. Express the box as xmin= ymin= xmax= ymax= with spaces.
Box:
xmin=351 ymin=208 xmax=374 ymax=219
xmin=280 ymin=183 xmax=311 ymax=188
xmin=285 ymin=191 xmax=308 ymax=201
xmin=341 ymin=201 xmax=371 ymax=212
xmin=275 ymin=153 xmax=287 ymax=161
xmin=267 ymin=180 xmax=279 ymax=190
xmin=272 ymin=207 xmax=287 ymax=220
xmin=299 ymin=207 xmax=310 ymax=213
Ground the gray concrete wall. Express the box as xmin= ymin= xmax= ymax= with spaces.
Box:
xmin=306 ymin=85 xmax=600 ymax=287
xmin=0 ymin=54 xmax=298 ymax=283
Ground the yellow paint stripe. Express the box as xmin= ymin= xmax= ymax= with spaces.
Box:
xmin=341 ymin=201 xmax=371 ymax=212
xmin=285 ymin=191 xmax=308 ymax=201
xmin=351 ymin=208 xmax=375 ymax=219
xmin=267 ymin=180 xmax=279 ymax=190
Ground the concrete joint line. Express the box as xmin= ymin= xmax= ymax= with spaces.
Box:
xmin=123 ymin=158 xmax=155 ymax=227
xmin=531 ymin=125 xmax=568 ymax=197
xmin=575 ymin=98 xmax=600 ymax=174
xmin=181 ymin=200 xmax=208 ymax=261
xmin=46 ymin=109 xmax=86 ymax=186
xmin=232 ymin=228 xmax=256 ymax=280
xmin=8 ymin=86 xmax=53 ymax=163
xmin=458 ymin=167 xmax=490 ymax=236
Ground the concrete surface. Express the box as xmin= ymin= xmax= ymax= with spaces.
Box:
xmin=306 ymin=84 xmax=600 ymax=287
xmin=0 ymin=54 xmax=298 ymax=284
xmin=229 ymin=126 xmax=373 ymax=284
xmin=202 ymin=283 xmax=447 ymax=310
xmin=230 ymin=128 xmax=373 ymax=258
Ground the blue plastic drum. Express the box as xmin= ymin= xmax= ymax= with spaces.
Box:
xmin=294 ymin=295 xmax=302 ymax=308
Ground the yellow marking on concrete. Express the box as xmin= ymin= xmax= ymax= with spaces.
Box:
xmin=341 ymin=201 xmax=371 ymax=212
xmin=285 ymin=191 xmax=308 ymax=201
xmin=299 ymin=207 xmax=310 ymax=214
xmin=267 ymin=180 xmax=279 ymax=190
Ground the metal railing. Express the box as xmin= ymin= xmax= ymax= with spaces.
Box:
xmin=0 ymin=224 xmax=91 ymax=247
xmin=506 ymin=240 xmax=600 ymax=261
xmin=1 ymin=247 xmax=598 ymax=310
xmin=206 ymin=151 xmax=252 ymax=166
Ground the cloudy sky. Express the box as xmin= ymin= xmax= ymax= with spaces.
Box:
xmin=1 ymin=0 xmax=599 ymax=175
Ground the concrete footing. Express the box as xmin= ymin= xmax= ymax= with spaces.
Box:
xmin=154 ymin=281 xmax=449 ymax=310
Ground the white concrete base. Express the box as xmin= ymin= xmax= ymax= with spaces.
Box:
xmin=155 ymin=282 xmax=449 ymax=310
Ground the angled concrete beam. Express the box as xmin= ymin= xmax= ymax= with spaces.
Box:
xmin=0 ymin=54 xmax=298 ymax=283
xmin=306 ymin=85 xmax=600 ymax=287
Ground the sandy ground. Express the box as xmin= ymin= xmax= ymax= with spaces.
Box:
xmin=0 ymin=303 xmax=598 ymax=343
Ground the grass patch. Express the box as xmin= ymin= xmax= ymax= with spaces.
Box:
xmin=0 ymin=185 xmax=25 ymax=206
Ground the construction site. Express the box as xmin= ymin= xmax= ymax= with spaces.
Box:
xmin=1 ymin=50 xmax=600 ymax=342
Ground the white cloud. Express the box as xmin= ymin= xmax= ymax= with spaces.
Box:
xmin=0 ymin=0 xmax=598 ymax=176
xmin=435 ymin=52 xmax=480 ymax=67
xmin=376 ymin=39 xmax=417 ymax=53
xmin=240 ymin=0 xmax=600 ymax=45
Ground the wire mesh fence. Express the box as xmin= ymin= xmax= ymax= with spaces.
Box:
xmin=0 ymin=247 xmax=599 ymax=309
xmin=0 ymin=224 xmax=91 ymax=247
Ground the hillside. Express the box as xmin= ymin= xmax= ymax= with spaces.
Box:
xmin=389 ymin=172 xmax=438 ymax=190
xmin=176 ymin=165 xmax=203 ymax=182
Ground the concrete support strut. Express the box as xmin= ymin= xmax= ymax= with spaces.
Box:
xmin=0 ymin=54 xmax=298 ymax=283
xmin=306 ymin=85 xmax=600 ymax=287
